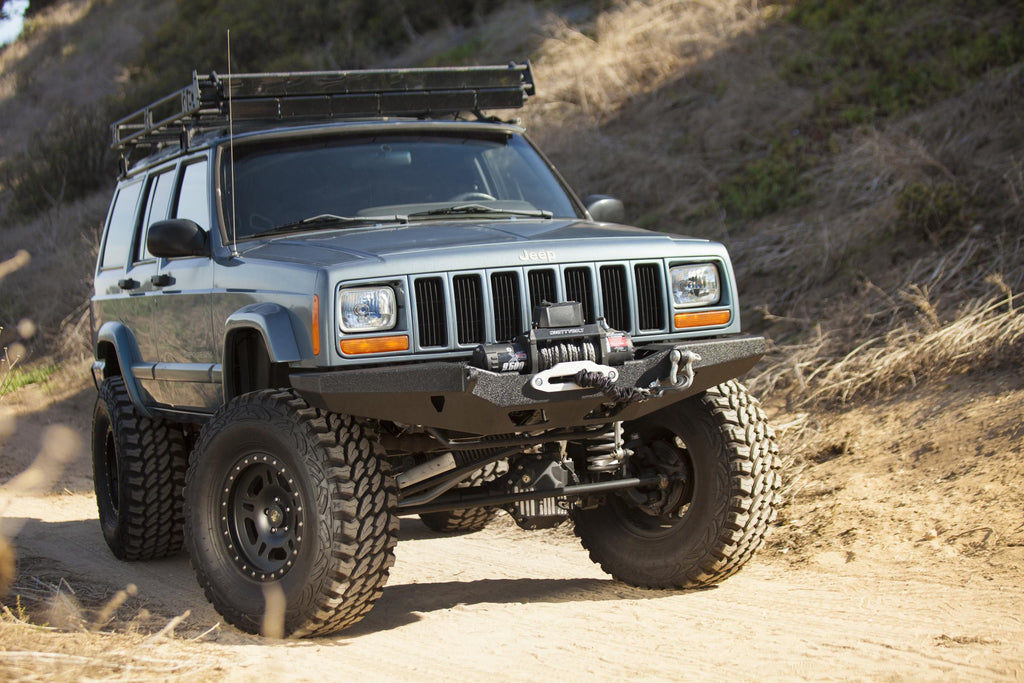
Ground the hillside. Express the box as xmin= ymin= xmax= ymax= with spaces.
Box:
xmin=0 ymin=0 xmax=1022 ymax=679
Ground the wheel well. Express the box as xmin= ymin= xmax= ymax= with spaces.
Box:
xmin=97 ymin=341 xmax=122 ymax=378
xmin=224 ymin=329 xmax=291 ymax=401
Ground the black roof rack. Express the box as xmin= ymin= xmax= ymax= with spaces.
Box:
xmin=111 ymin=62 xmax=535 ymax=163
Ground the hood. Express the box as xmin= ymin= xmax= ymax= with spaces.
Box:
xmin=236 ymin=219 xmax=697 ymax=268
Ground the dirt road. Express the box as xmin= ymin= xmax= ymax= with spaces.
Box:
xmin=2 ymin=377 xmax=1023 ymax=681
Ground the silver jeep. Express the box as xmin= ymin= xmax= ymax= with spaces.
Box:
xmin=90 ymin=63 xmax=781 ymax=637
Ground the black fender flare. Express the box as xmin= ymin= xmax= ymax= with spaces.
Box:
xmin=93 ymin=321 xmax=152 ymax=418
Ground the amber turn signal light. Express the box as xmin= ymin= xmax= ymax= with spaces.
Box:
xmin=339 ymin=335 xmax=410 ymax=355
xmin=674 ymin=309 xmax=731 ymax=329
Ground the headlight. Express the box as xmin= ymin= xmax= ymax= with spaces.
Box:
xmin=338 ymin=286 xmax=397 ymax=333
xmin=671 ymin=264 xmax=720 ymax=308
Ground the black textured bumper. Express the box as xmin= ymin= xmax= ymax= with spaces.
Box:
xmin=290 ymin=336 xmax=766 ymax=436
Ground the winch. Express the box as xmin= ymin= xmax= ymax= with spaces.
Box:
xmin=470 ymin=301 xmax=634 ymax=374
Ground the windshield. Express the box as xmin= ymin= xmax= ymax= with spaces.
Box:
xmin=222 ymin=132 xmax=582 ymax=239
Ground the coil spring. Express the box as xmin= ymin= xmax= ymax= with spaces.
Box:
xmin=587 ymin=421 xmax=630 ymax=472
xmin=538 ymin=340 xmax=597 ymax=370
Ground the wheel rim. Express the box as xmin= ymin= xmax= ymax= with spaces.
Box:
xmin=612 ymin=433 xmax=695 ymax=539
xmin=221 ymin=453 xmax=304 ymax=581
xmin=103 ymin=427 xmax=120 ymax=514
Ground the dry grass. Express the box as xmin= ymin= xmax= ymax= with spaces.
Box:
xmin=749 ymin=227 xmax=1024 ymax=406
xmin=753 ymin=288 xmax=1023 ymax=407
xmin=0 ymin=191 xmax=105 ymax=366
xmin=527 ymin=0 xmax=807 ymax=220
xmin=530 ymin=0 xmax=767 ymax=125
xmin=0 ymin=574 xmax=222 ymax=682
xmin=0 ymin=0 xmax=171 ymax=157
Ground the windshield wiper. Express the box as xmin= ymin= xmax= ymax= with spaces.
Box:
xmin=250 ymin=213 xmax=408 ymax=238
xmin=407 ymin=204 xmax=554 ymax=220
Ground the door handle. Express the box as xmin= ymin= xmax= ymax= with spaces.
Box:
xmin=151 ymin=273 xmax=174 ymax=287
xmin=117 ymin=278 xmax=139 ymax=290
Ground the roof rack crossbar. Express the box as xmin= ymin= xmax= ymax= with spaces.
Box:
xmin=111 ymin=62 xmax=534 ymax=159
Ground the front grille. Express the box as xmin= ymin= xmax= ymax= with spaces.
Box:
xmin=565 ymin=267 xmax=595 ymax=323
xmin=491 ymin=271 xmax=522 ymax=342
xmin=411 ymin=261 xmax=673 ymax=350
xmin=527 ymin=269 xmax=557 ymax=310
xmin=600 ymin=265 xmax=630 ymax=331
xmin=634 ymin=263 xmax=665 ymax=331
xmin=453 ymin=275 xmax=484 ymax=345
xmin=414 ymin=277 xmax=447 ymax=347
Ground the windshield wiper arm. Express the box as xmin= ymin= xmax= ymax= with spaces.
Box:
xmin=408 ymin=204 xmax=553 ymax=219
xmin=250 ymin=213 xmax=408 ymax=238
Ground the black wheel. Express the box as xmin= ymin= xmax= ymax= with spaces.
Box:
xmin=418 ymin=461 xmax=503 ymax=533
xmin=572 ymin=380 xmax=780 ymax=588
xmin=91 ymin=376 xmax=188 ymax=560
xmin=185 ymin=389 xmax=398 ymax=637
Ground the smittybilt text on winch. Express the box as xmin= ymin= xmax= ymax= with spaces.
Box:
xmin=90 ymin=63 xmax=781 ymax=637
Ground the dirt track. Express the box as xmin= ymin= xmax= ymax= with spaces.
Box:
xmin=2 ymin=379 xmax=1023 ymax=681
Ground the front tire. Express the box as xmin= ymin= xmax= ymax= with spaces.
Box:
xmin=91 ymin=376 xmax=188 ymax=560
xmin=572 ymin=380 xmax=780 ymax=588
xmin=185 ymin=389 xmax=398 ymax=637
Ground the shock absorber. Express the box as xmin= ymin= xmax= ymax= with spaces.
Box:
xmin=586 ymin=422 xmax=632 ymax=473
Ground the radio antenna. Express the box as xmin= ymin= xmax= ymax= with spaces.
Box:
xmin=226 ymin=29 xmax=239 ymax=257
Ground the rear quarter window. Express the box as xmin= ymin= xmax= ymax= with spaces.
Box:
xmin=100 ymin=178 xmax=145 ymax=270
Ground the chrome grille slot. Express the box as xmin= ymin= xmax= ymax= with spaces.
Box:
xmin=634 ymin=263 xmax=665 ymax=331
xmin=564 ymin=267 xmax=595 ymax=323
xmin=599 ymin=265 xmax=631 ymax=332
xmin=453 ymin=274 xmax=484 ymax=345
xmin=414 ymin=277 xmax=447 ymax=347
xmin=491 ymin=271 xmax=522 ymax=342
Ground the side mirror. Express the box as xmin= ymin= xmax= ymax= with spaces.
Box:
xmin=148 ymin=219 xmax=209 ymax=258
xmin=584 ymin=195 xmax=625 ymax=223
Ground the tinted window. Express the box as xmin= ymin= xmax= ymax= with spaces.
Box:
xmin=225 ymin=134 xmax=580 ymax=238
xmin=100 ymin=178 xmax=144 ymax=269
xmin=175 ymin=160 xmax=210 ymax=228
xmin=137 ymin=169 xmax=176 ymax=261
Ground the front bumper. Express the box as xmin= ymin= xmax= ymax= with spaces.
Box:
xmin=290 ymin=335 xmax=766 ymax=436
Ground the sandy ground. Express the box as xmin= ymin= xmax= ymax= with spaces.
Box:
xmin=0 ymin=368 xmax=1022 ymax=681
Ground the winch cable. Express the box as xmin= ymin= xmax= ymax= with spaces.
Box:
xmin=574 ymin=349 xmax=701 ymax=404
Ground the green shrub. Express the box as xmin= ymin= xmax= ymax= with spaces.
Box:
xmin=896 ymin=181 xmax=969 ymax=244
xmin=2 ymin=105 xmax=112 ymax=220
xmin=0 ymin=363 xmax=58 ymax=397
xmin=718 ymin=140 xmax=813 ymax=220
xmin=785 ymin=0 xmax=1024 ymax=129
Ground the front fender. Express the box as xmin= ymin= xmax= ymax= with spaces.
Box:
xmin=224 ymin=302 xmax=303 ymax=363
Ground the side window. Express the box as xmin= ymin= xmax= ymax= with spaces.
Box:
xmin=100 ymin=178 xmax=145 ymax=270
xmin=175 ymin=160 xmax=210 ymax=228
xmin=136 ymin=168 xmax=176 ymax=262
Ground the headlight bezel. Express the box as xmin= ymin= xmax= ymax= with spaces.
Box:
xmin=670 ymin=263 xmax=722 ymax=309
xmin=337 ymin=285 xmax=398 ymax=334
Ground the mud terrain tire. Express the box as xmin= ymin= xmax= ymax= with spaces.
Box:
xmin=572 ymin=380 xmax=780 ymax=588
xmin=185 ymin=389 xmax=398 ymax=637
xmin=91 ymin=376 xmax=188 ymax=560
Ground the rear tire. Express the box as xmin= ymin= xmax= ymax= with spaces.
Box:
xmin=572 ymin=380 xmax=780 ymax=588
xmin=91 ymin=376 xmax=188 ymax=560
xmin=418 ymin=461 xmax=504 ymax=533
xmin=185 ymin=389 xmax=398 ymax=637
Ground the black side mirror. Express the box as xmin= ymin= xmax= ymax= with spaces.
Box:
xmin=584 ymin=195 xmax=625 ymax=223
xmin=148 ymin=219 xmax=209 ymax=258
